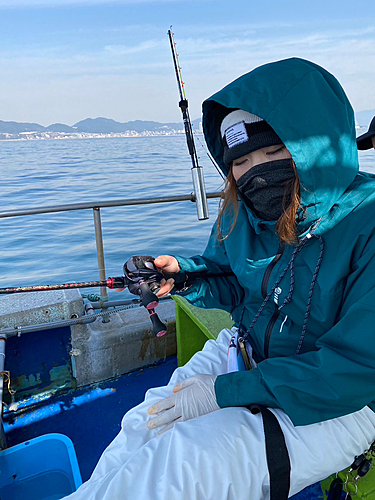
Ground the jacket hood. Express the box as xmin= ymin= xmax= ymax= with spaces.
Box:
xmin=202 ymin=58 xmax=359 ymax=230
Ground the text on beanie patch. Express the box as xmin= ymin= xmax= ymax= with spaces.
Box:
xmin=225 ymin=121 xmax=249 ymax=149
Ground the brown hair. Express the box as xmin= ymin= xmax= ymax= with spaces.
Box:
xmin=216 ymin=161 xmax=301 ymax=246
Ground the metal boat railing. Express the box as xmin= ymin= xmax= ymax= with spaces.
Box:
xmin=0 ymin=191 xmax=223 ymax=303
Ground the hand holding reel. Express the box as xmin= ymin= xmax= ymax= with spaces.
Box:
xmin=122 ymin=256 xmax=168 ymax=337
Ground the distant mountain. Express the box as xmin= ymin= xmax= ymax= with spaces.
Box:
xmin=0 ymin=120 xmax=45 ymax=134
xmin=46 ymin=123 xmax=75 ymax=133
xmin=1 ymin=111 xmax=373 ymax=135
xmin=72 ymin=117 xmax=188 ymax=133
xmin=0 ymin=117 xmax=202 ymax=134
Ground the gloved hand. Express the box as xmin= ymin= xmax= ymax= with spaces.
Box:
xmin=147 ymin=374 xmax=220 ymax=435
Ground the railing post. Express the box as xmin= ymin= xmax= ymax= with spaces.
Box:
xmin=93 ymin=208 xmax=109 ymax=318
xmin=0 ymin=336 xmax=7 ymax=450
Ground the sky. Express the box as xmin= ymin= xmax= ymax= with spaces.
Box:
xmin=0 ymin=0 xmax=374 ymax=126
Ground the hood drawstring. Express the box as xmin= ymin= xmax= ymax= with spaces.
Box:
xmin=238 ymin=223 xmax=324 ymax=356
xmin=294 ymin=234 xmax=324 ymax=354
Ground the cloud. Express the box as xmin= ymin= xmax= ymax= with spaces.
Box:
xmin=173 ymin=24 xmax=375 ymax=76
xmin=1 ymin=18 xmax=374 ymax=124
xmin=164 ymin=22 xmax=375 ymax=113
xmin=104 ymin=40 xmax=162 ymax=55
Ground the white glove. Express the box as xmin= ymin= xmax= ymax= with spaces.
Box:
xmin=147 ymin=374 xmax=220 ymax=435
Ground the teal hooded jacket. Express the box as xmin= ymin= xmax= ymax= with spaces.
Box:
xmin=174 ymin=58 xmax=375 ymax=426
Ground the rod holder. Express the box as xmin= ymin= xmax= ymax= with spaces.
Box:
xmin=191 ymin=166 xmax=209 ymax=220
xmin=93 ymin=207 xmax=110 ymax=322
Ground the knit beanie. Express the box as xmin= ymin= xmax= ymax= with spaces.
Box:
xmin=220 ymin=110 xmax=283 ymax=166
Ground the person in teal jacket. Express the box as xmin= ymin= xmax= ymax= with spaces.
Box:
xmin=64 ymin=58 xmax=375 ymax=500
xmin=152 ymin=57 xmax=375 ymax=427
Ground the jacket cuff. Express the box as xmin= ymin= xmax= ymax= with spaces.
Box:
xmin=174 ymin=255 xmax=209 ymax=273
xmin=214 ymin=369 xmax=279 ymax=409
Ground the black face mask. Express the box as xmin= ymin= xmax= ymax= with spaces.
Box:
xmin=235 ymin=159 xmax=296 ymax=221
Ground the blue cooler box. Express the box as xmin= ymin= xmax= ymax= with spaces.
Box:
xmin=0 ymin=433 xmax=82 ymax=500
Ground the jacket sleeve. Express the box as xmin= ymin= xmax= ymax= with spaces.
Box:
xmin=215 ymin=231 xmax=375 ymax=426
xmin=173 ymin=223 xmax=245 ymax=314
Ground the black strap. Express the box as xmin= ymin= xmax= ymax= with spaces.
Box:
xmin=247 ymin=405 xmax=291 ymax=500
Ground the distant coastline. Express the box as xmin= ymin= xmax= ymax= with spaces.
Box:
xmin=0 ymin=130 xmax=188 ymax=142
xmin=0 ymin=111 xmax=373 ymax=141
xmin=0 ymin=116 xmax=202 ymax=142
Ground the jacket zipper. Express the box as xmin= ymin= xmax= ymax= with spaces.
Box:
xmin=261 ymin=241 xmax=285 ymax=298
xmin=261 ymin=241 xmax=285 ymax=358
xmin=264 ymin=306 xmax=280 ymax=359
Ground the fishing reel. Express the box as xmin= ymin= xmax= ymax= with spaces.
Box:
xmin=123 ymin=256 xmax=167 ymax=337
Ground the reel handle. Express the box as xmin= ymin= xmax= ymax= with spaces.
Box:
xmin=148 ymin=309 xmax=167 ymax=337
xmin=139 ymin=282 xmax=159 ymax=310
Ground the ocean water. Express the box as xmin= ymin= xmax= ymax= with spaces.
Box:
xmin=0 ymin=136 xmax=224 ymax=299
xmin=0 ymin=136 xmax=374 ymax=300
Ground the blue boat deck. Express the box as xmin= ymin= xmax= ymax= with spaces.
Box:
xmin=3 ymin=356 xmax=178 ymax=482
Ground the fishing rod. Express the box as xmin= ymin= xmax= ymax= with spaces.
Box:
xmin=0 ymin=256 xmax=235 ymax=337
xmin=167 ymin=27 xmax=209 ymax=221
xmin=193 ymin=133 xmax=225 ymax=182
xmin=0 ymin=257 xmax=168 ymax=337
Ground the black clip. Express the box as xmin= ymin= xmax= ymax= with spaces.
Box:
xmin=327 ymin=477 xmax=343 ymax=500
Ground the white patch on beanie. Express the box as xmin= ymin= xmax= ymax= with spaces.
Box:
xmin=220 ymin=110 xmax=263 ymax=149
